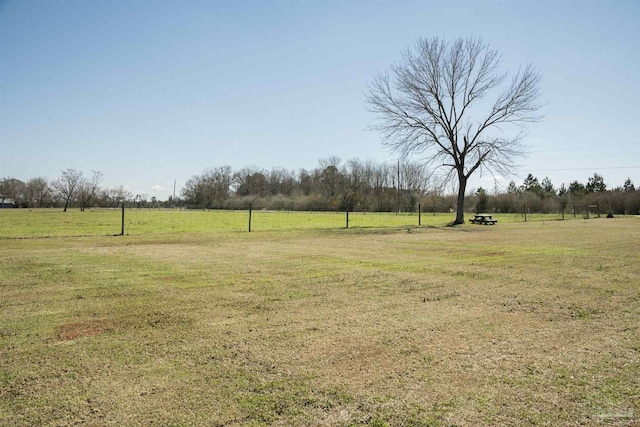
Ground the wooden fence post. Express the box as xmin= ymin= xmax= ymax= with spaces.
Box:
xmin=248 ymin=203 xmax=252 ymax=232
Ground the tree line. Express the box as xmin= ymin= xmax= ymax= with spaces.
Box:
xmin=181 ymin=157 xmax=431 ymax=212
xmin=0 ymin=169 xmax=130 ymax=210
xmin=475 ymin=173 xmax=640 ymax=216
xmin=2 ymin=162 xmax=638 ymax=215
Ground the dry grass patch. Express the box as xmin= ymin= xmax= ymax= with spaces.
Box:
xmin=57 ymin=318 xmax=109 ymax=341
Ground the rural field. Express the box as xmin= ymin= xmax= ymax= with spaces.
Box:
xmin=0 ymin=210 xmax=638 ymax=426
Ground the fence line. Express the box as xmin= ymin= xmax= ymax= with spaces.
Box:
xmin=0 ymin=206 xmax=615 ymax=239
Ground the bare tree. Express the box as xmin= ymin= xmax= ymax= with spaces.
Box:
xmin=318 ymin=157 xmax=344 ymax=209
xmin=402 ymin=161 xmax=430 ymax=194
xmin=102 ymin=185 xmax=132 ymax=207
xmin=182 ymin=167 xmax=232 ymax=208
xmin=267 ymin=167 xmax=295 ymax=196
xmin=52 ymin=169 xmax=83 ymax=212
xmin=25 ymin=177 xmax=50 ymax=207
xmin=367 ymin=36 xmax=542 ymax=224
xmin=0 ymin=178 xmax=26 ymax=206
xmin=371 ymin=162 xmax=393 ymax=211
xmin=77 ymin=171 xmax=104 ymax=211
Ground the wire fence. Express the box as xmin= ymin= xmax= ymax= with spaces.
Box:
xmin=0 ymin=206 xmax=606 ymax=239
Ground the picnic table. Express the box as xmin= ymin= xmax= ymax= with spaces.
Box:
xmin=469 ymin=214 xmax=498 ymax=225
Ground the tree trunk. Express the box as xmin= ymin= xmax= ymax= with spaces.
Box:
xmin=454 ymin=175 xmax=467 ymax=225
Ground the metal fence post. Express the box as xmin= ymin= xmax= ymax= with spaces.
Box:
xmin=121 ymin=201 xmax=125 ymax=236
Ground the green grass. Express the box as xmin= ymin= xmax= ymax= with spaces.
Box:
xmin=0 ymin=208 xmax=601 ymax=239
xmin=1 ymin=209 xmax=455 ymax=238
xmin=1 ymin=215 xmax=638 ymax=425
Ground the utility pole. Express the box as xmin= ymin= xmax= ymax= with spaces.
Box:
xmin=172 ymin=179 xmax=176 ymax=209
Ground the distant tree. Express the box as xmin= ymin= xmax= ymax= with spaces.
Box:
xmin=554 ymin=188 xmax=568 ymax=217
xmin=138 ymin=194 xmax=149 ymax=207
xmin=52 ymin=169 xmax=83 ymax=212
xmin=371 ymin=162 xmax=394 ymax=211
xmin=101 ymin=186 xmax=131 ymax=207
xmin=521 ymin=173 xmax=542 ymax=195
xmin=346 ymin=159 xmax=366 ymax=211
xmin=297 ymin=169 xmax=314 ymax=196
xmin=568 ymin=180 xmax=587 ymax=196
xmin=541 ymin=177 xmax=556 ymax=197
xmin=267 ymin=167 xmax=295 ymax=196
xmin=586 ymin=173 xmax=606 ymax=193
xmin=623 ymin=177 xmax=635 ymax=192
xmin=402 ymin=162 xmax=430 ymax=194
xmin=367 ymin=36 xmax=542 ymax=224
xmin=359 ymin=160 xmax=377 ymax=211
xmin=475 ymin=187 xmax=489 ymax=213
xmin=235 ymin=169 xmax=268 ymax=197
xmin=25 ymin=177 xmax=50 ymax=207
xmin=182 ymin=167 xmax=232 ymax=208
xmin=401 ymin=161 xmax=430 ymax=212
xmin=506 ymin=180 xmax=520 ymax=194
xmin=77 ymin=171 xmax=104 ymax=211
xmin=0 ymin=178 xmax=26 ymax=206
xmin=318 ymin=157 xmax=344 ymax=209
xmin=557 ymin=183 xmax=568 ymax=197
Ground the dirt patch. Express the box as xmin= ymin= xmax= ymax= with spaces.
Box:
xmin=58 ymin=318 xmax=108 ymax=341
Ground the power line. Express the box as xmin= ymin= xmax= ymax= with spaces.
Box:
xmin=531 ymin=153 xmax=640 ymax=161
xmin=527 ymin=143 xmax=637 ymax=154
xmin=517 ymin=166 xmax=639 ymax=173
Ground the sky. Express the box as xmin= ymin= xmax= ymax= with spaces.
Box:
xmin=1 ymin=0 xmax=639 ymax=199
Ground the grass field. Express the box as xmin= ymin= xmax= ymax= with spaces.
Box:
xmin=1 ymin=212 xmax=638 ymax=426
xmin=0 ymin=208 xmax=568 ymax=239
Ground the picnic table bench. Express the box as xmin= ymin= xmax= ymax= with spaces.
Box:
xmin=469 ymin=214 xmax=498 ymax=225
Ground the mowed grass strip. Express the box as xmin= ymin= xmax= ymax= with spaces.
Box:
xmin=1 ymin=208 xmax=448 ymax=238
xmin=2 ymin=208 xmax=576 ymax=239
xmin=1 ymin=218 xmax=638 ymax=425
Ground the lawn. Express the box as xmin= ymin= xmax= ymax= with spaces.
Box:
xmin=1 ymin=208 xmax=571 ymax=239
xmin=1 ymin=209 xmax=443 ymax=238
xmin=1 ymin=214 xmax=638 ymax=426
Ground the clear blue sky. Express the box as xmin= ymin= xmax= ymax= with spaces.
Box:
xmin=1 ymin=0 xmax=639 ymax=199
